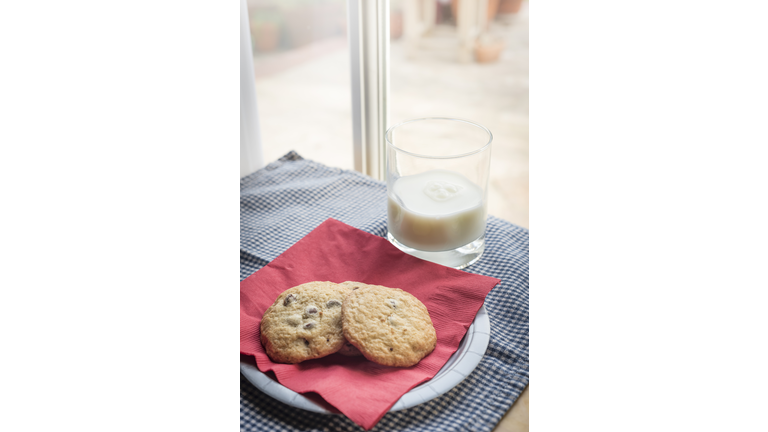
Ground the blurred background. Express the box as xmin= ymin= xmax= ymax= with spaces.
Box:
xmin=246 ymin=0 xmax=528 ymax=229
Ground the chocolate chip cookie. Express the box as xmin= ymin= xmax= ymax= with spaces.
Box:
xmin=260 ymin=281 xmax=353 ymax=364
xmin=341 ymin=282 xmax=437 ymax=367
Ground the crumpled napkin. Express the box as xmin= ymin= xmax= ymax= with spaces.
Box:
xmin=240 ymin=218 xmax=500 ymax=429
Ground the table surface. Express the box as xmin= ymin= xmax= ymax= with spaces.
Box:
xmin=240 ymin=152 xmax=529 ymax=431
xmin=495 ymin=386 xmax=529 ymax=432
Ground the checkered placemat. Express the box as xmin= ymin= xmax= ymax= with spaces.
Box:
xmin=241 ymin=152 xmax=529 ymax=432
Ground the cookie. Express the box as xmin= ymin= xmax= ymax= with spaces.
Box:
xmin=260 ymin=281 xmax=353 ymax=364
xmin=341 ymin=282 xmax=437 ymax=367
xmin=325 ymin=282 xmax=365 ymax=356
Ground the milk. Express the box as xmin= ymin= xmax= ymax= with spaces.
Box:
xmin=388 ymin=169 xmax=486 ymax=251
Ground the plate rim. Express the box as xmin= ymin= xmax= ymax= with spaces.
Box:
xmin=239 ymin=304 xmax=490 ymax=414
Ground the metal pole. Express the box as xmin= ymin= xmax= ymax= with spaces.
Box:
xmin=348 ymin=0 xmax=390 ymax=181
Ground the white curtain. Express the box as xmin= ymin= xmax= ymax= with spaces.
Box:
xmin=240 ymin=0 xmax=264 ymax=178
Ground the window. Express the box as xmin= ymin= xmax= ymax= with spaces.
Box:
xmin=244 ymin=0 xmax=528 ymax=227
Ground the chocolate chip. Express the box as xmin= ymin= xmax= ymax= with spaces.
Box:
xmin=326 ymin=299 xmax=342 ymax=308
xmin=389 ymin=348 xmax=393 ymax=351
xmin=283 ymin=294 xmax=296 ymax=306
xmin=304 ymin=339 xmax=309 ymax=346
xmin=326 ymin=338 xmax=329 ymax=342
xmin=304 ymin=321 xmax=316 ymax=330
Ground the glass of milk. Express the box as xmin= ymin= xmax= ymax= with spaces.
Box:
xmin=385 ymin=118 xmax=492 ymax=269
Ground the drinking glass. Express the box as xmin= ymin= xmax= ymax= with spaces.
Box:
xmin=385 ymin=118 xmax=492 ymax=269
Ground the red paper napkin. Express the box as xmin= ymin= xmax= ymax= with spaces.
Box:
xmin=240 ymin=218 xmax=500 ymax=430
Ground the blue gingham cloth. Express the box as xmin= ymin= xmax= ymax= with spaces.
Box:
xmin=241 ymin=152 xmax=529 ymax=432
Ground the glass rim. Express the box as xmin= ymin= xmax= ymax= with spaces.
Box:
xmin=384 ymin=117 xmax=493 ymax=160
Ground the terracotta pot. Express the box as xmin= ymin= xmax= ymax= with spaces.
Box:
xmin=475 ymin=39 xmax=504 ymax=63
xmin=390 ymin=10 xmax=403 ymax=40
xmin=451 ymin=0 xmax=501 ymax=22
xmin=498 ymin=0 xmax=523 ymax=15
xmin=252 ymin=23 xmax=280 ymax=52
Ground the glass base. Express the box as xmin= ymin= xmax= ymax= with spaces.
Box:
xmin=386 ymin=231 xmax=486 ymax=270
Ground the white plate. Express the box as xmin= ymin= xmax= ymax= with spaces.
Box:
xmin=240 ymin=304 xmax=490 ymax=413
